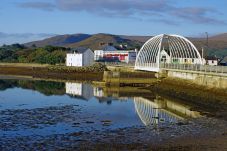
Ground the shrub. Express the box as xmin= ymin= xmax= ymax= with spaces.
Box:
xmin=47 ymin=63 xmax=108 ymax=73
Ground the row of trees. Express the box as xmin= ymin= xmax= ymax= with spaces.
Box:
xmin=0 ymin=44 xmax=69 ymax=64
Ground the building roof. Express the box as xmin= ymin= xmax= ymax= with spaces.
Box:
xmin=161 ymin=49 xmax=170 ymax=56
xmin=206 ymin=56 xmax=219 ymax=60
xmin=101 ymin=45 xmax=117 ymax=51
xmin=70 ymin=47 xmax=91 ymax=54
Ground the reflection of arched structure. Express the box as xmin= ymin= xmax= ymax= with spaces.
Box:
xmin=134 ymin=96 xmax=201 ymax=126
xmin=135 ymin=34 xmax=203 ymax=72
xmin=134 ymin=97 xmax=179 ymax=126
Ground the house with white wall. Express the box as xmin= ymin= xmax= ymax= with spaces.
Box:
xmin=66 ymin=48 xmax=94 ymax=67
xmin=206 ymin=56 xmax=219 ymax=66
xmin=159 ymin=49 xmax=204 ymax=65
xmin=94 ymin=45 xmax=137 ymax=63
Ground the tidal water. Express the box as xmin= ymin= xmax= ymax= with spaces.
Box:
xmin=0 ymin=77 xmax=202 ymax=139
xmin=1 ymin=77 xmax=227 ymax=151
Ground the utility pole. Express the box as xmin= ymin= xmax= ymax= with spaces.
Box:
xmin=202 ymin=47 xmax=204 ymax=59
xmin=205 ymin=32 xmax=208 ymax=48
xmin=203 ymin=32 xmax=208 ymax=60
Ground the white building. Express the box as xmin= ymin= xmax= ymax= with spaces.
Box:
xmin=94 ymin=46 xmax=137 ymax=63
xmin=160 ymin=49 xmax=203 ymax=64
xmin=66 ymin=48 xmax=94 ymax=67
xmin=206 ymin=56 xmax=218 ymax=66
xmin=160 ymin=49 xmax=171 ymax=63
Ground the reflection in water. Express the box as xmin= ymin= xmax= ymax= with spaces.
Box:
xmin=93 ymin=87 xmax=104 ymax=98
xmin=0 ymin=79 xmax=65 ymax=96
xmin=65 ymin=82 xmax=94 ymax=101
xmin=134 ymin=96 xmax=201 ymax=126
xmin=65 ymin=82 xmax=201 ymax=127
xmin=0 ymin=78 xmax=202 ymax=127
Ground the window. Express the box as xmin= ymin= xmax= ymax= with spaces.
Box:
xmin=173 ymin=58 xmax=179 ymax=62
xmin=161 ymin=55 xmax=167 ymax=62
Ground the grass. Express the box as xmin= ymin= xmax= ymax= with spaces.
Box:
xmin=0 ymin=62 xmax=49 ymax=67
xmin=0 ymin=63 xmax=105 ymax=81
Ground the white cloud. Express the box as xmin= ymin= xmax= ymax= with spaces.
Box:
xmin=17 ymin=0 xmax=226 ymax=25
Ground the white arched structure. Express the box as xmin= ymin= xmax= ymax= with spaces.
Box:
xmin=135 ymin=34 xmax=203 ymax=72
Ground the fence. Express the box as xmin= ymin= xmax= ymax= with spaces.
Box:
xmin=160 ymin=63 xmax=227 ymax=74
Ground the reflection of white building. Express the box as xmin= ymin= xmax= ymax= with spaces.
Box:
xmin=134 ymin=96 xmax=201 ymax=126
xmin=66 ymin=48 xmax=94 ymax=67
xmin=93 ymin=87 xmax=104 ymax=97
xmin=65 ymin=82 xmax=94 ymax=100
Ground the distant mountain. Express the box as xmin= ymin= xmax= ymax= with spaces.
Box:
xmin=119 ymin=35 xmax=152 ymax=43
xmin=65 ymin=33 xmax=143 ymax=50
xmin=191 ymin=38 xmax=227 ymax=50
xmin=24 ymin=33 xmax=227 ymax=57
xmin=25 ymin=34 xmax=91 ymax=47
xmin=188 ymin=33 xmax=227 ymax=57
xmin=209 ymin=33 xmax=227 ymax=41
xmin=25 ymin=33 xmax=143 ymax=50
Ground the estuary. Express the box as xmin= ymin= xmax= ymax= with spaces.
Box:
xmin=0 ymin=77 xmax=226 ymax=150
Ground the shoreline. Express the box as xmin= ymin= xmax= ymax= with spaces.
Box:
xmin=0 ymin=63 xmax=104 ymax=81
xmin=147 ymin=77 xmax=227 ymax=121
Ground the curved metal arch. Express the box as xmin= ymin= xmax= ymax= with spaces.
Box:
xmin=135 ymin=34 xmax=163 ymax=64
xmin=170 ymin=34 xmax=202 ymax=62
xmin=135 ymin=34 xmax=203 ymax=72
xmin=135 ymin=34 xmax=164 ymax=71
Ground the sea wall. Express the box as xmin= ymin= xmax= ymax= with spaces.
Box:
xmin=148 ymin=76 xmax=227 ymax=122
xmin=103 ymin=71 xmax=157 ymax=86
xmin=165 ymin=70 xmax=227 ymax=89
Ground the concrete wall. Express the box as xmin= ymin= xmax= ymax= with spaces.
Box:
xmin=166 ymin=70 xmax=227 ymax=89
xmin=207 ymin=60 xmax=218 ymax=66
xmin=128 ymin=52 xmax=137 ymax=63
xmin=83 ymin=49 xmax=94 ymax=66
xmin=103 ymin=71 xmax=157 ymax=86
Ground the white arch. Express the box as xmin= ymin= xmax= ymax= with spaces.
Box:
xmin=171 ymin=34 xmax=202 ymax=62
xmin=135 ymin=34 xmax=202 ymax=72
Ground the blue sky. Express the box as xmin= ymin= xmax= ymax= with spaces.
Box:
xmin=0 ymin=0 xmax=227 ymax=44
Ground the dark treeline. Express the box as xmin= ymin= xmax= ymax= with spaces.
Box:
xmin=0 ymin=79 xmax=65 ymax=96
xmin=0 ymin=44 xmax=69 ymax=64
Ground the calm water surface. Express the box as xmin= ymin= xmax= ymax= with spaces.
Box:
xmin=0 ymin=78 xmax=201 ymax=138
